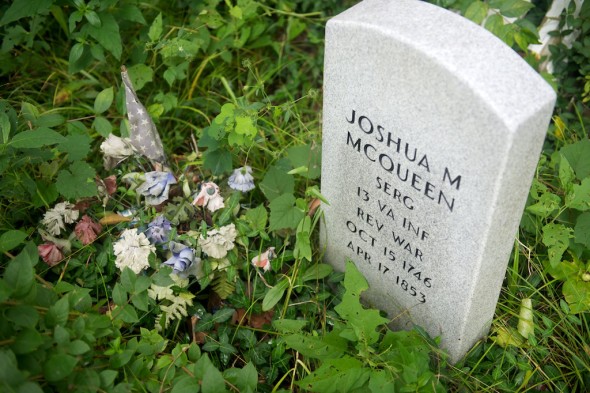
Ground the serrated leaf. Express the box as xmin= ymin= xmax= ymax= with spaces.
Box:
xmin=58 ymin=133 xmax=92 ymax=161
xmin=272 ymin=319 xmax=309 ymax=333
xmin=284 ymin=331 xmax=347 ymax=360
xmin=44 ymin=353 xmax=78 ymax=382
xmin=286 ymin=144 xmax=321 ymax=179
xmin=94 ymin=87 xmax=114 ymax=114
xmin=526 ymin=192 xmax=561 ymax=218
xmin=223 ymin=362 xmax=257 ymax=392
xmin=203 ymin=149 xmax=232 ymax=175
xmin=196 ymin=354 xmax=227 ymax=393
xmin=542 ymin=223 xmax=573 ymax=268
xmin=56 ymin=161 xmax=97 ymax=200
xmin=244 ymin=205 xmax=267 ymax=231
xmin=127 ymin=64 xmax=153 ymax=91
xmin=0 ymin=230 xmax=27 ymax=253
xmin=10 ymin=127 xmax=66 ymax=148
xmin=268 ymin=193 xmax=304 ymax=231
xmin=563 ymin=278 xmax=590 ymax=314
xmin=260 ymin=165 xmax=294 ymax=201
xmin=566 ymin=178 xmax=590 ymax=211
xmin=335 ymin=261 xmax=389 ymax=345
xmin=297 ymin=356 xmax=370 ymax=392
xmin=86 ymin=13 xmax=121 ymax=59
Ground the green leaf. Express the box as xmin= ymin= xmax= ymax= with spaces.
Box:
xmin=148 ymin=13 xmax=163 ymax=42
xmin=6 ymin=305 xmax=38 ymax=328
xmin=66 ymin=340 xmax=91 ymax=355
xmin=297 ymin=356 xmax=370 ymax=393
xmin=56 ymin=161 xmax=97 ymax=200
xmin=5 ymin=242 xmax=37 ymax=298
xmin=262 ymin=279 xmax=289 ymax=311
xmin=195 ymin=354 xmax=228 ymax=393
xmin=12 ymin=328 xmax=44 ymax=355
xmin=244 ymin=205 xmax=268 ymax=231
xmin=268 ymin=193 xmax=304 ymax=231
xmin=94 ymin=87 xmax=114 ymax=114
xmin=115 ymin=305 xmax=139 ymax=323
xmin=294 ymin=215 xmax=312 ymax=261
xmin=574 ymin=212 xmax=590 ymax=248
xmin=526 ymin=192 xmax=561 ymax=218
xmin=489 ymin=0 xmax=534 ymax=17
xmin=223 ymin=362 xmax=257 ymax=392
xmin=0 ymin=349 xmax=25 ymax=386
xmin=127 ymin=64 xmax=154 ymax=91
xmin=284 ymin=331 xmax=347 ymax=360
xmin=368 ymin=370 xmax=396 ymax=393
xmin=542 ymin=223 xmax=574 ymax=267
xmin=335 ymin=261 xmax=389 ymax=345
xmin=286 ymin=144 xmax=321 ymax=179
xmin=464 ymin=1 xmax=489 ymax=24
xmin=171 ymin=375 xmax=201 ymax=393
xmin=10 ymin=127 xmax=66 ymax=148
xmin=44 ymin=353 xmax=78 ymax=382
xmin=46 ymin=297 xmax=70 ymax=328
xmin=302 ymin=263 xmax=333 ymax=282
xmin=561 ymin=139 xmax=590 ymax=180
xmin=260 ymin=165 xmax=294 ymax=202
xmin=0 ymin=0 xmax=52 ymax=26
xmin=566 ymin=178 xmax=590 ymax=211
xmin=93 ymin=115 xmax=113 ymax=137
xmin=58 ymin=133 xmax=92 ymax=161
xmin=563 ymin=278 xmax=590 ymax=314
xmin=517 ymin=298 xmax=534 ymax=339
xmin=203 ymin=149 xmax=233 ymax=175
xmin=86 ymin=13 xmax=122 ymax=60
xmin=112 ymin=283 xmax=127 ymax=306
xmin=272 ymin=319 xmax=309 ymax=333
xmin=0 ymin=112 xmax=11 ymax=143
xmin=36 ymin=113 xmax=65 ymax=128
xmin=0 ymin=230 xmax=27 ymax=253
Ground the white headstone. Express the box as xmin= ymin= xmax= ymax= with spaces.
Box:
xmin=321 ymin=0 xmax=556 ymax=362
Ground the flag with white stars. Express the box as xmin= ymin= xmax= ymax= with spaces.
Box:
xmin=121 ymin=66 xmax=167 ymax=166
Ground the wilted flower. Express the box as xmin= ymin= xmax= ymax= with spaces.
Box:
xmin=100 ymin=134 xmax=135 ymax=170
xmin=251 ymin=247 xmax=275 ymax=272
xmin=38 ymin=242 xmax=64 ymax=266
xmin=192 ymin=182 xmax=224 ymax=212
xmin=199 ymin=223 xmax=237 ymax=259
xmin=146 ymin=215 xmax=172 ymax=244
xmin=136 ymin=171 xmax=177 ymax=205
xmin=41 ymin=202 xmax=79 ymax=236
xmin=163 ymin=241 xmax=198 ymax=277
xmin=113 ymin=228 xmax=156 ymax=274
xmin=228 ymin=166 xmax=255 ymax=192
xmin=74 ymin=215 xmax=102 ymax=245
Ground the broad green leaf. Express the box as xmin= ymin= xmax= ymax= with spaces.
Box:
xmin=44 ymin=353 xmax=78 ymax=382
xmin=284 ymin=332 xmax=347 ymax=360
xmin=561 ymin=139 xmax=590 ymax=180
xmin=86 ymin=13 xmax=122 ymax=60
xmin=223 ymin=362 xmax=257 ymax=393
xmin=203 ymin=149 xmax=232 ymax=175
xmin=93 ymin=116 xmax=113 ymax=136
xmin=0 ymin=230 xmax=28 ymax=253
xmin=260 ymin=165 xmax=294 ymax=201
xmin=0 ymin=0 xmax=52 ymax=26
xmin=297 ymin=356 xmax=370 ymax=393
xmin=574 ymin=212 xmax=590 ymax=248
xmin=112 ymin=283 xmax=127 ymax=306
xmin=12 ymin=328 xmax=44 ymax=354
xmin=119 ymin=4 xmax=146 ymax=24
xmin=94 ymin=87 xmax=114 ymax=114
xmin=244 ymin=205 xmax=268 ymax=231
xmin=491 ymin=326 xmax=525 ymax=348
xmin=268 ymin=193 xmax=304 ymax=231
xmin=335 ymin=261 xmax=389 ymax=345
xmin=56 ymin=161 xmax=97 ymax=200
xmin=563 ymin=278 xmax=590 ymax=314
xmin=294 ymin=215 xmax=312 ymax=261
xmin=0 ymin=112 xmax=11 ymax=143
xmin=46 ymin=297 xmax=70 ymax=328
xmin=566 ymin=178 xmax=590 ymax=211
xmin=272 ymin=319 xmax=309 ymax=333
xmin=542 ymin=223 xmax=573 ymax=268
xmin=262 ymin=279 xmax=289 ymax=311
xmin=171 ymin=375 xmax=200 ymax=393
xmin=464 ymin=1 xmax=488 ymax=24
xmin=10 ymin=127 xmax=66 ymax=148
xmin=368 ymin=370 xmax=396 ymax=393
xmin=0 ymin=349 xmax=25 ymax=386
xmin=35 ymin=113 xmax=65 ymax=128
xmin=84 ymin=10 xmax=101 ymax=26
xmin=5 ymin=242 xmax=37 ymax=298
xmin=286 ymin=144 xmax=321 ymax=179
xmin=195 ymin=355 xmax=227 ymax=393
xmin=489 ymin=0 xmax=534 ymax=17
xmin=114 ymin=304 xmax=139 ymax=323
xmin=127 ymin=64 xmax=153 ymax=91
xmin=526 ymin=192 xmax=560 ymax=218
xmin=302 ymin=263 xmax=333 ymax=282
xmin=559 ymin=155 xmax=576 ymax=190
xmin=58 ymin=133 xmax=92 ymax=161
xmin=148 ymin=13 xmax=163 ymax=42
xmin=6 ymin=305 xmax=38 ymax=328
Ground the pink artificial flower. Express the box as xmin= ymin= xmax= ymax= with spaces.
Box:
xmin=38 ymin=243 xmax=64 ymax=267
xmin=192 ymin=182 xmax=225 ymax=212
xmin=251 ymin=247 xmax=275 ymax=272
xmin=75 ymin=215 xmax=102 ymax=245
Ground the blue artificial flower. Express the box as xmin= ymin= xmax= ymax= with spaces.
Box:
xmin=146 ymin=215 xmax=172 ymax=244
xmin=136 ymin=171 xmax=177 ymax=205
xmin=163 ymin=241 xmax=196 ymax=275
xmin=228 ymin=166 xmax=255 ymax=192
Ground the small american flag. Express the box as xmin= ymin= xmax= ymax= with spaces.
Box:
xmin=121 ymin=66 xmax=167 ymax=167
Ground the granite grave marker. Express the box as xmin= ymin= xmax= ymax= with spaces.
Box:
xmin=320 ymin=0 xmax=556 ymax=362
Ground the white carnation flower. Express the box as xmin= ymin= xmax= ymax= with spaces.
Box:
xmin=100 ymin=134 xmax=135 ymax=170
xmin=41 ymin=202 xmax=79 ymax=236
xmin=198 ymin=223 xmax=237 ymax=259
xmin=113 ymin=228 xmax=155 ymax=274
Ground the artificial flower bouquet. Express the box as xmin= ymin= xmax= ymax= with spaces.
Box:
xmin=36 ymin=67 xmax=276 ymax=333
